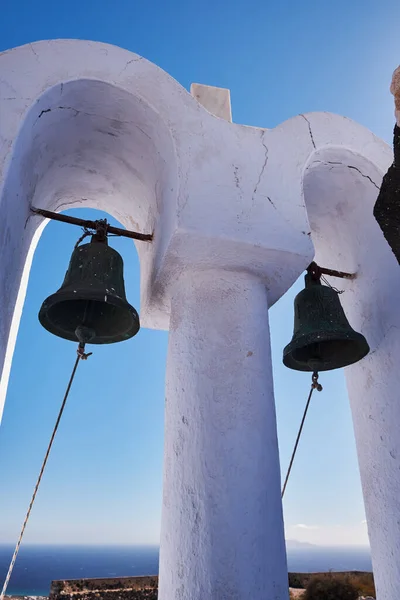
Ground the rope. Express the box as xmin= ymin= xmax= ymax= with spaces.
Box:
xmin=0 ymin=351 xmax=319 ymax=594
xmin=0 ymin=346 xmax=89 ymax=600
xmin=281 ymin=372 xmax=322 ymax=499
xmin=74 ymin=228 xmax=92 ymax=249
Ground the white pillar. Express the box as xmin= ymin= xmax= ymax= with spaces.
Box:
xmin=159 ymin=270 xmax=288 ymax=600
xmin=344 ymin=292 xmax=400 ymax=600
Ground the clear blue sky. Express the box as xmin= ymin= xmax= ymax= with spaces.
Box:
xmin=0 ymin=0 xmax=399 ymax=548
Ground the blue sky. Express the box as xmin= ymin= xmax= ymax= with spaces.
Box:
xmin=0 ymin=0 xmax=399 ymax=548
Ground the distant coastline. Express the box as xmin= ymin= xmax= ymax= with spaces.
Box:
xmin=4 ymin=569 xmax=376 ymax=600
xmin=0 ymin=544 xmax=372 ymax=597
xmin=6 ymin=596 xmax=47 ymax=600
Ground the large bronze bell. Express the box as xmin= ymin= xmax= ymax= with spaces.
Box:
xmin=283 ymin=271 xmax=369 ymax=372
xmin=39 ymin=234 xmax=140 ymax=344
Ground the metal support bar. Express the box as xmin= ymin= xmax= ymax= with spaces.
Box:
xmin=31 ymin=207 xmax=153 ymax=242
xmin=307 ymin=261 xmax=356 ymax=280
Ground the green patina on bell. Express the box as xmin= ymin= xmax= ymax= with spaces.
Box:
xmin=39 ymin=235 xmax=140 ymax=344
xmin=283 ymin=273 xmax=369 ymax=372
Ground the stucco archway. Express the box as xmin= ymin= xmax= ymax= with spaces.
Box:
xmin=301 ymin=138 xmax=400 ymax=598
xmin=0 ymin=61 xmax=182 ymax=420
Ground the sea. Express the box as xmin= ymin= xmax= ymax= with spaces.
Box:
xmin=0 ymin=545 xmax=373 ymax=597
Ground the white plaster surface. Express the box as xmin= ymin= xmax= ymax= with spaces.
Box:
xmin=301 ymin=123 xmax=400 ymax=600
xmin=0 ymin=39 xmax=399 ymax=600
xmin=0 ymin=40 xmax=314 ymax=426
xmin=159 ymin=270 xmax=288 ymax=600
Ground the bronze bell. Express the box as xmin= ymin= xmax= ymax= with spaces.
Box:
xmin=39 ymin=234 xmax=140 ymax=344
xmin=283 ymin=271 xmax=369 ymax=372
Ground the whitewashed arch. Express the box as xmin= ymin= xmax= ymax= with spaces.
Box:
xmin=295 ymin=113 xmax=399 ymax=599
xmin=0 ymin=40 xmax=313 ymax=421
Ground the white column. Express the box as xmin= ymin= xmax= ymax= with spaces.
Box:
xmin=346 ymin=327 xmax=400 ymax=600
xmin=158 ymin=270 xmax=288 ymax=600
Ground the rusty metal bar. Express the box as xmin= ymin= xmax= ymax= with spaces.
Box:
xmin=31 ymin=207 xmax=153 ymax=242
xmin=307 ymin=261 xmax=356 ymax=280
xmin=319 ymin=266 xmax=356 ymax=280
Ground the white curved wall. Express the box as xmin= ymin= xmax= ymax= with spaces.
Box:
xmin=303 ymin=146 xmax=400 ymax=599
xmin=0 ymin=39 xmax=315 ymax=600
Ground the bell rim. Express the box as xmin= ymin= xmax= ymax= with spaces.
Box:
xmin=38 ymin=289 xmax=140 ymax=345
xmin=282 ymin=331 xmax=370 ymax=372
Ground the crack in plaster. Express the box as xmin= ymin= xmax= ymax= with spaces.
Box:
xmin=252 ymin=130 xmax=268 ymax=200
xmin=34 ymin=105 xmax=148 ymax=127
xmin=234 ymin=166 xmax=239 ymax=188
xmin=135 ymin=124 xmax=152 ymax=141
xmin=54 ymin=198 xmax=86 ymax=212
xmin=1 ymin=96 xmax=33 ymax=101
xmin=29 ymin=43 xmax=39 ymax=61
xmin=369 ymin=325 xmax=400 ymax=356
xmin=347 ymin=165 xmax=380 ymax=189
xmin=300 ymin=114 xmax=316 ymax=149
xmin=177 ymin=156 xmax=191 ymax=218
xmin=37 ymin=108 xmax=51 ymax=120
xmin=59 ymin=106 xmax=80 ymax=117
xmin=309 ymin=160 xmax=380 ymax=189
xmin=119 ymin=57 xmax=143 ymax=75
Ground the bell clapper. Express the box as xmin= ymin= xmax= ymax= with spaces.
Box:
xmin=311 ymin=371 xmax=323 ymax=392
xmin=75 ymin=325 xmax=95 ymax=360
xmin=75 ymin=324 xmax=95 ymax=344
xmin=77 ymin=343 xmax=92 ymax=361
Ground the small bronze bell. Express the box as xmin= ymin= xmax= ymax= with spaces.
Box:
xmin=283 ymin=270 xmax=369 ymax=372
xmin=39 ymin=233 xmax=140 ymax=344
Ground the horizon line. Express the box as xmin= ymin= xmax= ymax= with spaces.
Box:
xmin=0 ymin=542 xmax=371 ymax=549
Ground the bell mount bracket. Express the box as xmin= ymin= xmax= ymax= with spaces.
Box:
xmin=307 ymin=261 xmax=356 ymax=282
xmin=30 ymin=207 xmax=153 ymax=242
